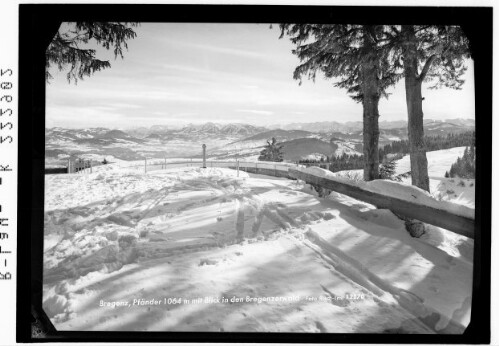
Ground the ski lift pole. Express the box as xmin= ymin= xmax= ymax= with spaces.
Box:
xmin=236 ymin=160 xmax=240 ymax=177
xmin=144 ymin=158 xmax=147 ymax=174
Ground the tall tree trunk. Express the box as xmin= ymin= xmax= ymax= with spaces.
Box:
xmin=361 ymin=27 xmax=380 ymax=181
xmin=362 ymin=89 xmax=380 ymax=181
xmin=402 ymin=25 xmax=430 ymax=192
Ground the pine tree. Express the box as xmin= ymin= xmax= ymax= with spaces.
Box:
xmin=445 ymin=171 xmax=450 ymax=178
xmin=379 ymin=159 xmax=398 ymax=180
xmin=46 ymin=22 xmax=138 ymax=83
xmin=449 ymin=164 xmax=456 ymax=178
xmin=393 ymin=25 xmax=470 ymax=192
xmin=463 ymin=146 xmax=469 ymax=160
xmin=279 ymin=24 xmax=401 ymax=181
xmin=258 ymin=137 xmax=284 ymax=162
xmin=447 ymin=144 xmax=475 ymax=179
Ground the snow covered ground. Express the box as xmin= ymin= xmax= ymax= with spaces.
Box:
xmin=338 ymin=147 xmax=474 ymax=206
xmin=43 ymin=152 xmax=474 ymax=333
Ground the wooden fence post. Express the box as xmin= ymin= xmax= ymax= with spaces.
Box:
xmin=202 ymin=144 xmax=207 ymax=168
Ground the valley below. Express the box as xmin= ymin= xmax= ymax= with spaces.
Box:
xmin=45 ymin=118 xmax=475 ymax=168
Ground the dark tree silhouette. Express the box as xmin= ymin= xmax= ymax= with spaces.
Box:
xmin=379 ymin=158 xmax=399 ymax=181
xmin=393 ymin=25 xmax=470 ymax=191
xmin=259 ymin=137 xmax=284 ymax=162
xmin=279 ymin=24 xmax=401 ymax=181
xmin=46 ymin=22 xmax=138 ymax=83
xmin=448 ymin=142 xmax=476 ymax=179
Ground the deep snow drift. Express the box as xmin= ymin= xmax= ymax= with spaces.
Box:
xmin=43 ymin=159 xmax=474 ymax=333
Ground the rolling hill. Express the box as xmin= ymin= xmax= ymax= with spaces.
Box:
xmin=281 ymin=138 xmax=338 ymax=162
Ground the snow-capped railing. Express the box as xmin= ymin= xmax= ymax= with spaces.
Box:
xmin=288 ymin=168 xmax=475 ymax=239
xmin=106 ymin=159 xmax=304 ymax=175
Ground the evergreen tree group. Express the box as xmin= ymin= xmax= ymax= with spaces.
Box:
xmin=299 ymin=130 xmax=475 ymax=176
xmin=446 ymin=137 xmax=476 ymax=178
xmin=379 ymin=131 xmax=475 ymax=158
xmin=299 ymin=153 xmax=400 ymax=181
xmin=299 ymin=153 xmax=364 ymax=172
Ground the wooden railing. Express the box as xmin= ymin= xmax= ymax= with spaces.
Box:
xmin=288 ymin=168 xmax=475 ymax=239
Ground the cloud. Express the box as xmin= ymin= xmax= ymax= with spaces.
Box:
xmin=240 ymin=84 xmax=260 ymax=89
xmin=237 ymin=109 xmax=274 ymax=116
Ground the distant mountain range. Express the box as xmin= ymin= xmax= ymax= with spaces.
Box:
xmin=269 ymin=118 xmax=475 ymax=133
xmin=120 ymin=118 xmax=474 ymax=138
xmin=45 ymin=118 xmax=475 ymax=167
xmin=126 ymin=122 xmax=266 ymax=139
xmin=47 ymin=128 xmax=145 ymax=146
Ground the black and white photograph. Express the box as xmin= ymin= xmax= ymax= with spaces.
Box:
xmin=19 ymin=5 xmax=490 ymax=340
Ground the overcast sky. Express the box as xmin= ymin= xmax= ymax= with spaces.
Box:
xmin=46 ymin=23 xmax=475 ymax=129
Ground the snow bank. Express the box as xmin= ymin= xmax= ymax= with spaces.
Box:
xmin=432 ymin=177 xmax=475 ymax=208
xmin=295 ymin=165 xmax=348 ymax=180
xmin=365 ymin=180 xmax=474 ymax=219
xmin=395 ymin=147 xmax=467 ymax=178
